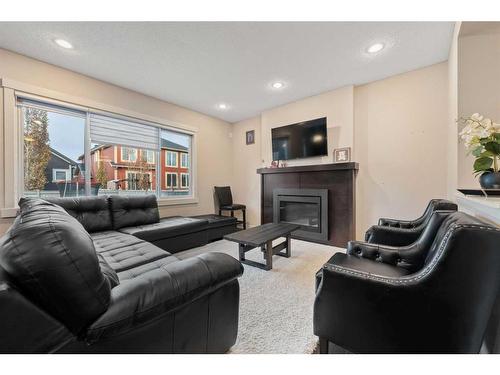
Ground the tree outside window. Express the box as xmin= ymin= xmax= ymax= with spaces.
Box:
xmin=23 ymin=108 xmax=51 ymax=192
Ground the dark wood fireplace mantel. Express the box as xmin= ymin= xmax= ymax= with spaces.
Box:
xmin=257 ymin=162 xmax=358 ymax=247
xmin=257 ymin=162 xmax=358 ymax=175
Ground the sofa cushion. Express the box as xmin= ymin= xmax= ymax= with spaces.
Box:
xmin=118 ymin=216 xmax=209 ymax=242
xmin=191 ymin=214 xmax=237 ymax=229
xmin=117 ymin=256 xmax=179 ymax=282
xmin=91 ymin=231 xmax=171 ymax=272
xmin=97 ymin=253 xmax=120 ymax=288
xmin=0 ymin=198 xmax=111 ymax=335
xmin=46 ymin=196 xmax=113 ymax=233
xmin=109 ymin=195 xmax=159 ymax=230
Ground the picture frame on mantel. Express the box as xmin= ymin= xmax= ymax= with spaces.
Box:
xmin=333 ymin=147 xmax=351 ymax=163
xmin=246 ymin=130 xmax=255 ymax=145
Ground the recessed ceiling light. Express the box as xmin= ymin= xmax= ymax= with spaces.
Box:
xmin=271 ymin=81 xmax=285 ymax=89
xmin=54 ymin=39 xmax=73 ymax=49
xmin=217 ymin=103 xmax=228 ymax=110
xmin=367 ymin=43 xmax=384 ymax=54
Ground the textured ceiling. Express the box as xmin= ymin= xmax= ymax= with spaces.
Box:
xmin=0 ymin=22 xmax=454 ymax=122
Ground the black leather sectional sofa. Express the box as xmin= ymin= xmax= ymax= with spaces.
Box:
xmin=0 ymin=195 xmax=243 ymax=353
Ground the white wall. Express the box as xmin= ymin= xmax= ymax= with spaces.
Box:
xmin=231 ymin=85 xmax=355 ymax=228
xmin=446 ymin=22 xmax=460 ymax=200
xmin=231 ymin=65 xmax=450 ymax=239
xmin=457 ymin=31 xmax=500 ymax=188
xmin=231 ymin=116 xmax=262 ymax=226
xmin=354 ymin=63 xmax=449 ymax=239
xmin=0 ymin=48 xmax=234 ymax=234
xmin=1 ymin=48 xmax=454 ymax=242
xmin=261 ymin=85 xmax=354 ymax=166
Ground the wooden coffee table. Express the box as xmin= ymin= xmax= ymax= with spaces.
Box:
xmin=224 ymin=223 xmax=300 ymax=270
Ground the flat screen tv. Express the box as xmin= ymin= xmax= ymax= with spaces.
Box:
xmin=271 ymin=117 xmax=328 ymax=161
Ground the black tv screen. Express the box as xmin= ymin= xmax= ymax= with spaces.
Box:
xmin=271 ymin=117 xmax=328 ymax=161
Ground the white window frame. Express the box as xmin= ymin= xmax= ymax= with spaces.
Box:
xmin=142 ymin=149 xmax=155 ymax=164
xmin=180 ymin=172 xmax=189 ymax=189
xmin=166 ymin=150 xmax=178 ymax=167
xmin=121 ymin=147 xmax=137 ymax=162
xmin=180 ymin=153 xmax=189 ymax=168
xmin=165 ymin=172 xmax=178 ymax=188
xmin=52 ymin=168 xmax=71 ymax=182
xmin=2 ymin=81 xmax=199 ymax=218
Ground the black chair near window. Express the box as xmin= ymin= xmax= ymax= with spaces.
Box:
xmin=214 ymin=186 xmax=246 ymax=229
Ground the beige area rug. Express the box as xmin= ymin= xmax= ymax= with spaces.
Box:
xmin=177 ymin=238 xmax=343 ymax=354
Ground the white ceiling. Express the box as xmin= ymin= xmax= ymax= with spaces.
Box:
xmin=0 ymin=22 xmax=454 ymax=123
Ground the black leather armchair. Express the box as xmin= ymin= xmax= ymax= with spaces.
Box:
xmin=364 ymin=199 xmax=458 ymax=246
xmin=314 ymin=211 xmax=500 ymax=353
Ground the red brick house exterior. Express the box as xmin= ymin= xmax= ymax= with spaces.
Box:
xmin=85 ymin=139 xmax=189 ymax=192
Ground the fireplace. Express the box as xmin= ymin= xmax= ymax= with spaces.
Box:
xmin=273 ymin=188 xmax=328 ymax=242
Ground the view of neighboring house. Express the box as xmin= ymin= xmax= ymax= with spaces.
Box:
xmin=85 ymin=139 xmax=190 ymax=193
xmin=44 ymin=147 xmax=79 ymax=191
xmin=161 ymin=139 xmax=190 ymax=192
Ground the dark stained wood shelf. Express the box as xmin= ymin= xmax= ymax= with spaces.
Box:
xmin=257 ymin=162 xmax=358 ymax=174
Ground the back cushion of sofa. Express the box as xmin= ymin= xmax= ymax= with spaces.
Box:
xmin=46 ymin=196 xmax=113 ymax=232
xmin=0 ymin=198 xmax=111 ymax=335
xmin=109 ymin=194 xmax=160 ymax=229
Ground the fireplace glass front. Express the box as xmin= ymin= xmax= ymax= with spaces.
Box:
xmin=273 ymin=188 xmax=328 ymax=242
xmin=279 ymin=199 xmax=320 ymax=232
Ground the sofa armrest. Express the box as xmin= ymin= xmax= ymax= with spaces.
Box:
xmin=364 ymin=225 xmax=422 ymax=246
xmin=0 ymin=278 xmax=74 ymax=353
xmin=85 ymin=252 xmax=243 ymax=343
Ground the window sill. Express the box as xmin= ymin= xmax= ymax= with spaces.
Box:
xmin=1 ymin=196 xmax=198 ymax=218
xmin=157 ymin=197 xmax=199 ymax=207
xmin=1 ymin=207 xmax=19 ymax=218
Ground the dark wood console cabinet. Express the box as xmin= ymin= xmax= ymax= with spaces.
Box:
xmin=257 ymin=162 xmax=358 ymax=247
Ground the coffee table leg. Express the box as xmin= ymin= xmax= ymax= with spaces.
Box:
xmin=285 ymin=234 xmax=291 ymax=257
xmin=239 ymin=243 xmax=246 ymax=261
xmin=265 ymin=240 xmax=273 ymax=270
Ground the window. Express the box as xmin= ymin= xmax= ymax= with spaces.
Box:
xmin=52 ymin=169 xmax=70 ymax=182
xmin=166 ymin=151 xmax=178 ymax=167
xmin=121 ymin=147 xmax=137 ymax=162
xmin=20 ymin=102 xmax=87 ymax=198
xmin=142 ymin=149 xmax=155 ymax=164
xmin=93 ymin=143 xmax=157 ymax=194
xmin=161 ymin=129 xmax=192 ymax=198
xmin=166 ymin=172 xmax=178 ymax=188
xmin=19 ymin=97 xmax=195 ymax=201
xmin=180 ymin=173 xmax=189 ymax=189
xmin=181 ymin=153 xmax=189 ymax=168
xmin=126 ymin=171 xmax=152 ymax=191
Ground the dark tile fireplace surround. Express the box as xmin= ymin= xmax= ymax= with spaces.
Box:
xmin=257 ymin=162 xmax=358 ymax=247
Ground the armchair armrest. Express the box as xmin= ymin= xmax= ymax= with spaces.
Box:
xmin=85 ymin=252 xmax=243 ymax=343
xmin=346 ymin=240 xmax=424 ymax=272
xmin=364 ymin=224 xmax=422 ymax=246
xmin=314 ymin=254 xmax=424 ymax=353
xmin=378 ymin=217 xmax=416 ymax=228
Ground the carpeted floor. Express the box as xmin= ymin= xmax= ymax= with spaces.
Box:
xmin=177 ymin=238 xmax=343 ymax=354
